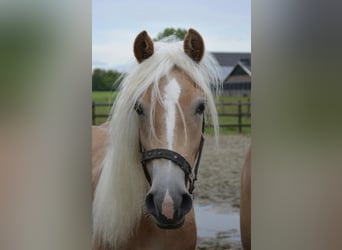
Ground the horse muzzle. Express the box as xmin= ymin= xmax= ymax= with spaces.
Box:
xmin=145 ymin=186 xmax=193 ymax=229
xmin=139 ymin=144 xmax=202 ymax=229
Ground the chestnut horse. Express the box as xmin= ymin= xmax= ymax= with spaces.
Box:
xmin=240 ymin=147 xmax=251 ymax=249
xmin=92 ymin=29 xmax=221 ymax=250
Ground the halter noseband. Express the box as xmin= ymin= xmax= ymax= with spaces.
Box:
xmin=139 ymin=117 xmax=205 ymax=194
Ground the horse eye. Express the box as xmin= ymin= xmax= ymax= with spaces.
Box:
xmin=196 ymin=102 xmax=205 ymax=115
xmin=134 ymin=102 xmax=144 ymax=115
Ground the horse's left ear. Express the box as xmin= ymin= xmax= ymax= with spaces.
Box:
xmin=184 ymin=28 xmax=205 ymax=63
xmin=134 ymin=31 xmax=154 ymax=63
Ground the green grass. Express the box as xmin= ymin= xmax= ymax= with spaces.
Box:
xmin=92 ymin=91 xmax=117 ymax=103
xmin=92 ymin=91 xmax=251 ymax=134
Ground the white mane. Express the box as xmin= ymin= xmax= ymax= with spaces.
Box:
xmin=92 ymin=40 xmax=222 ymax=247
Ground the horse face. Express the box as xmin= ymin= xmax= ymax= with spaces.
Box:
xmin=136 ymin=68 xmax=205 ymax=229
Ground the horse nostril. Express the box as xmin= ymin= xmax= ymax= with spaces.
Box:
xmin=179 ymin=193 xmax=193 ymax=218
xmin=145 ymin=192 xmax=159 ymax=217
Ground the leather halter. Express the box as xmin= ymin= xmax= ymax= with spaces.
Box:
xmin=139 ymin=117 xmax=205 ymax=194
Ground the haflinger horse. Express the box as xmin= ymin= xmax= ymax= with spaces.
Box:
xmin=92 ymin=29 xmax=222 ymax=250
xmin=240 ymin=147 xmax=251 ymax=250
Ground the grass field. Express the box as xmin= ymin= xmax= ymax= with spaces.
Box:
xmin=92 ymin=91 xmax=117 ymax=103
xmin=92 ymin=91 xmax=251 ymax=134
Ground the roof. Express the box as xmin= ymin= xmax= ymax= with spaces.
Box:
xmin=224 ymin=61 xmax=251 ymax=83
xmin=211 ymin=52 xmax=251 ymax=67
xmin=210 ymin=52 xmax=251 ymax=81
xmin=219 ymin=66 xmax=234 ymax=81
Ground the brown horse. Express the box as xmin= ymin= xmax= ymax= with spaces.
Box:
xmin=240 ymin=147 xmax=251 ymax=249
xmin=92 ymin=29 xmax=222 ymax=250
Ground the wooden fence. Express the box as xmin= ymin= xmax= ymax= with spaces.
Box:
xmin=92 ymin=101 xmax=251 ymax=133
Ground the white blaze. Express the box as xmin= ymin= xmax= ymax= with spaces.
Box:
xmin=163 ymin=78 xmax=181 ymax=149
xmin=158 ymin=79 xmax=181 ymax=219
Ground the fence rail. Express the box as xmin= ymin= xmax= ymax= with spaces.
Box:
xmin=92 ymin=101 xmax=251 ymax=133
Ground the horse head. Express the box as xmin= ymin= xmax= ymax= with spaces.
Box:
xmin=134 ymin=29 xmax=206 ymax=229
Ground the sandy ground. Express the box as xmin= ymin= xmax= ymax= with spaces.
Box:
xmin=194 ymin=134 xmax=251 ymax=250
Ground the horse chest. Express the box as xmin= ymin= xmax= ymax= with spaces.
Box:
xmin=121 ymin=212 xmax=197 ymax=250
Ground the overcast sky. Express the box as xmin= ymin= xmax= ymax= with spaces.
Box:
xmin=92 ymin=0 xmax=250 ymax=70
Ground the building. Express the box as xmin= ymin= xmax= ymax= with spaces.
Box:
xmin=212 ymin=52 xmax=251 ymax=96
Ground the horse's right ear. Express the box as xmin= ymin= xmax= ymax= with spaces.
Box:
xmin=133 ymin=31 xmax=154 ymax=63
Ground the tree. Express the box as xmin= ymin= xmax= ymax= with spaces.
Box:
xmin=92 ymin=68 xmax=122 ymax=91
xmin=154 ymin=28 xmax=187 ymax=41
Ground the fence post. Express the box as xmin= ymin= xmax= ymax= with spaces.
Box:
xmin=247 ymin=97 xmax=251 ymax=115
xmin=92 ymin=101 xmax=95 ymax=125
xmin=238 ymin=100 xmax=242 ymax=133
